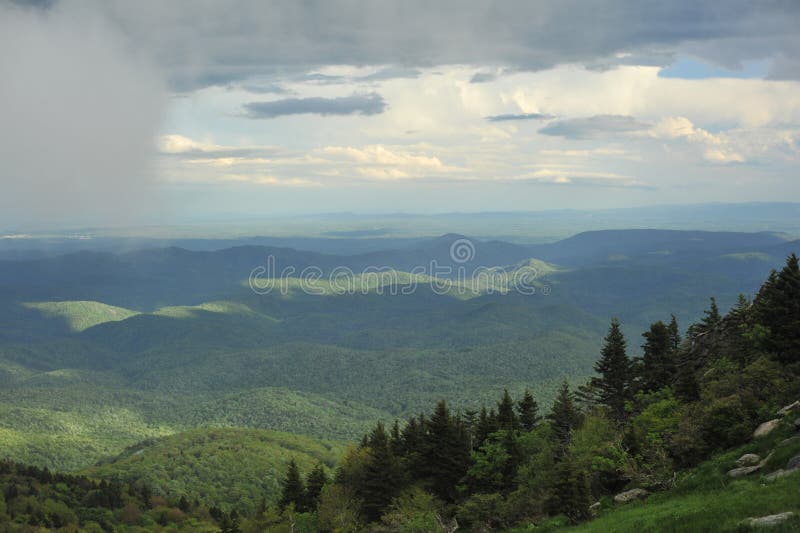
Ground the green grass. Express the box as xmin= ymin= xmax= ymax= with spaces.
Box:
xmin=22 ymin=300 xmax=139 ymax=332
xmin=83 ymin=427 xmax=345 ymax=514
xmin=557 ymin=425 xmax=800 ymax=532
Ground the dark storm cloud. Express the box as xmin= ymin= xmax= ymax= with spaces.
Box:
xmin=60 ymin=0 xmax=800 ymax=90
xmin=243 ymin=93 xmax=387 ymax=119
xmin=538 ymin=115 xmax=650 ymax=139
xmin=485 ymin=113 xmax=554 ymax=122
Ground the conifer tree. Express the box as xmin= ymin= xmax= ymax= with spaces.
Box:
xmin=361 ymin=423 xmax=400 ymax=522
xmin=641 ymin=320 xmax=674 ymax=391
xmin=305 ymin=464 xmax=328 ymax=511
xmin=592 ymin=318 xmax=631 ymax=422
xmin=421 ymin=400 xmax=470 ymax=502
xmin=279 ymin=459 xmax=306 ymax=512
xmin=668 ymin=314 xmax=681 ymax=351
xmin=517 ymin=389 xmax=541 ymax=431
xmin=754 ymin=253 xmax=800 ymax=363
xmin=547 ymin=381 xmax=580 ymax=460
xmin=546 ymin=454 xmax=590 ymax=523
xmin=497 ymin=389 xmax=518 ymax=430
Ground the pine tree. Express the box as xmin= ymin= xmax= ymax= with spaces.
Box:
xmin=689 ymin=297 xmax=722 ymax=339
xmin=592 ymin=318 xmax=631 ymax=422
xmin=641 ymin=320 xmax=674 ymax=392
xmin=497 ymin=389 xmax=518 ymax=430
xmin=305 ymin=463 xmax=328 ymax=511
xmin=754 ymin=253 xmax=800 ymax=363
xmin=279 ymin=459 xmax=306 ymax=512
xmin=361 ymin=423 xmax=400 ymax=522
xmin=547 ymin=381 xmax=580 ymax=460
xmin=667 ymin=314 xmax=681 ymax=351
xmin=517 ymin=389 xmax=540 ymax=431
xmin=546 ymin=454 xmax=591 ymax=523
xmin=421 ymin=400 xmax=470 ymax=502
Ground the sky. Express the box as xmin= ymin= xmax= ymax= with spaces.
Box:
xmin=2 ymin=0 xmax=800 ymax=228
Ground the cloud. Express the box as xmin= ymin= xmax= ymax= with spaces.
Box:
xmin=0 ymin=1 xmax=166 ymax=228
xmin=539 ymin=115 xmax=650 ymax=139
xmin=243 ymin=93 xmax=387 ymax=119
xmin=485 ymin=112 xmax=554 ymax=122
xmin=44 ymin=0 xmax=800 ymax=90
xmin=470 ymin=72 xmax=499 ymax=84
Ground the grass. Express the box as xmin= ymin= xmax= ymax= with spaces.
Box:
xmin=555 ymin=424 xmax=800 ymax=532
xmin=22 ymin=300 xmax=139 ymax=332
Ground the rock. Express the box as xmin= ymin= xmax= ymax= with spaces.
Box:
xmin=778 ymin=436 xmax=800 ymax=447
xmin=794 ymin=417 xmax=800 ymax=430
xmin=777 ymin=401 xmax=800 ymax=417
xmin=787 ymin=454 xmax=800 ymax=470
xmin=736 ymin=453 xmax=761 ymax=466
xmin=742 ymin=512 xmax=795 ymax=527
xmin=764 ymin=468 xmax=799 ymax=481
xmin=753 ymin=419 xmax=781 ymax=438
xmin=613 ymin=488 xmax=650 ymax=503
xmin=727 ymin=465 xmax=762 ymax=478
xmin=589 ymin=502 xmax=601 ymax=515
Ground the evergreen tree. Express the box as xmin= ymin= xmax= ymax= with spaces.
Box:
xmin=592 ymin=318 xmax=631 ymax=422
xmin=641 ymin=320 xmax=674 ymax=391
xmin=421 ymin=400 xmax=470 ymax=502
xmin=547 ymin=381 xmax=580 ymax=460
xmin=305 ymin=463 xmax=328 ymax=511
xmin=497 ymin=389 xmax=518 ymax=430
xmin=517 ymin=389 xmax=540 ymax=431
xmin=546 ymin=454 xmax=591 ymax=524
xmin=689 ymin=297 xmax=722 ymax=339
xmin=278 ymin=459 xmax=306 ymax=512
xmin=361 ymin=423 xmax=400 ymax=522
xmin=475 ymin=405 xmax=499 ymax=448
xmin=754 ymin=254 xmax=800 ymax=363
xmin=668 ymin=314 xmax=681 ymax=351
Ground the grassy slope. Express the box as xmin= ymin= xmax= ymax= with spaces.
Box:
xmin=83 ymin=428 xmax=345 ymax=514
xmin=22 ymin=300 xmax=140 ymax=332
xmin=556 ymin=425 xmax=800 ymax=532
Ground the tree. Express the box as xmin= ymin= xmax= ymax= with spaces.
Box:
xmin=278 ymin=459 xmax=306 ymax=512
xmin=592 ymin=319 xmax=631 ymax=422
xmin=641 ymin=321 xmax=674 ymax=392
xmin=689 ymin=297 xmax=722 ymax=339
xmin=546 ymin=454 xmax=591 ymax=523
xmin=667 ymin=314 xmax=681 ymax=351
xmin=362 ymin=423 xmax=402 ymax=522
xmin=517 ymin=390 xmax=540 ymax=431
xmin=305 ymin=464 xmax=328 ymax=511
xmin=547 ymin=381 xmax=580 ymax=460
xmin=421 ymin=400 xmax=470 ymax=503
xmin=754 ymin=254 xmax=800 ymax=363
xmin=497 ymin=389 xmax=518 ymax=431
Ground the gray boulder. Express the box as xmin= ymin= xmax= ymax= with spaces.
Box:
xmin=735 ymin=453 xmax=761 ymax=467
xmin=613 ymin=488 xmax=650 ymax=504
xmin=727 ymin=465 xmax=762 ymax=478
xmin=742 ymin=512 xmax=795 ymax=527
xmin=764 ymin=468 xmax=798 ymax=481
xmin=778 ymin=436 xmax=800 ymax=447
xmin=753 ymin=419 xmax=781 ymax=438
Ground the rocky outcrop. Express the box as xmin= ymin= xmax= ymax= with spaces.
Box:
xmin=727 ymin=452 xmax=773 ymax=478
xmin=735 ymin=453 xmax=761 ymax=467
xmin=779 ymin=436 xmax=800 ymax=447
xmin=753 ymin=419 xmax=781 ymax=438
xmin=613 ymin=488 xmax=649 ymax=503
xmin=763 ymin=454 xmax=800 ymax=481
xmin=728 ymin=465 xmax=762 ymax=478
xmin=742 ymin=512 xmax=795 ymax=527
xmin=776 ymin=400 xmax=800 ymax=417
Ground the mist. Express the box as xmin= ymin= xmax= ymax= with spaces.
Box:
xmin=0 ymin=2 xmax=166 ymax=230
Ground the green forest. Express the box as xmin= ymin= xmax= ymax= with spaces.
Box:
xmin=2 ymin=253 xmax=798 ymax=531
